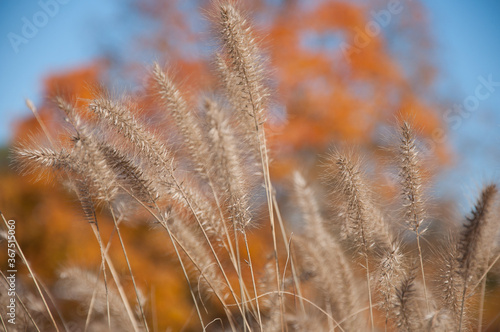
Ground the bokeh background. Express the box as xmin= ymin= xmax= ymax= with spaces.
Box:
xmin=1 ymin=0 xmax=500 ymax=330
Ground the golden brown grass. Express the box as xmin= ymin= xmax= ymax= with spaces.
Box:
xmin=4 ymin=1 xmax=500 ymax=331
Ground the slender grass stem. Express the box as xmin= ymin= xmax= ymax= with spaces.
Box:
xmin=272 ymin=193 xmax=306 ymax=315
xmin=0 ymin=270 xmax=41 ymax=332
xmin=1 ymin=212 xmax=60 ymax=332
xmin=171 ymin=178 xmax=252 ymax=330
xmin=109 ymin=206 xmax=150 ymax=331
xmin=364 ymin=253 xmax=374 ymax=332
xmin=478 ymin=277 xmax=487 ymax=331
xmin=416 ymin=233 xmax=430 ymax=313
xmin=243 ymin=231 xmax=263 ymax=331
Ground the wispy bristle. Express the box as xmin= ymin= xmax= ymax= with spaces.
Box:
xmin=74 ymin=181 xmax=97 ymax=224
xmin=299 ymin=236 xmax=363 ymax=331
xmin=217 ymin=3 xmax=268 ymax=122
xmin=72 ymin=134 xmax=118 ymax=203
xmin=178 ymin=183 xmax=226 ymax=243
xmin=11 ymin=1 xmax=500 ymax=330
xmin=55 ymin=96 xmax=82 ymax=128
xmin=293 ymin=171 xmax=323 ymax=232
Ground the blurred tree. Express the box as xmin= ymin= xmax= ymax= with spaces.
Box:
xmin=131 ymin=0 xmax=450 ymax=177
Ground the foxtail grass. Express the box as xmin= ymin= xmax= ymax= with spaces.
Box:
xmin=6 ymin=1 xmax=500 ymax=331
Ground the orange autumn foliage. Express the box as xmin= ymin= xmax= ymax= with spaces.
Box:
xmin=13 ymin=62 xmax=104 ymax=143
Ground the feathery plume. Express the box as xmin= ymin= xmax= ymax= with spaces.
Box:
xmin=457 ymin=184 xmax=498 ymax=280
xmin=376 ymin=243 xmax=406 ymax=329
xmin=425 ymin=309 xmax=457 ymax=332
xmin=152 ymin=64 xmax=209 ymax=178
xmin=205 ymin=98 xmax=251 ymax=229
xmin=258 ymin=262 xmax=281 ymax=332
xmin=438 ymin=241 xmax=463 ymax=324
xmin=14 ymin=146 xmax=72 ymax=175
xmin=398 ymin=122 xmax=426 ymax=233
xmin=327 ymin=150 xmax=390 ymax=252
xmin=394 ymin=265 xmax=423 ymax=332
xmin=215 ymin=2 xmax=269 ymax=162
xmin=169 ymin=217 xmax=226 ymax=298
xmin=72 ymin=134 xmax=119 ymax=203
xmin=457 ymin=184 xmax=498 ymax=331
xmin=397 ymin=121 xmax=431 ymax=312
xmin=294 ymin=171 xmax=363 ymax=330
xmin=97 ymin=143 xmax=158 ymax=204
xmin=90 ymin=97 xmax=173 ymax=179
xmin=57 ymin=267 xmax=137 ymax=331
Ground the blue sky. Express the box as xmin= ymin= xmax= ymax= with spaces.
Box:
xmin=1 ymin=0 xmax=499 ymax=202
xmin=419 ymin=0 xmax=500 ymax=203
xmin=0 ymin=0 xmax=128 ymax=143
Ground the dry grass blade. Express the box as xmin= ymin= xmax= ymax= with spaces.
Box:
xmin=75 ymin=185 xmax=112 ymax=330
xmin=0 ymin=270 xmax=42 ymax=332
xmin=108 ymin=206 xmax=150 ymax=332
xmin=215 ymin=3 xmax=282 ymax=330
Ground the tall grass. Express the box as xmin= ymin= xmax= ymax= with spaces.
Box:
xmin=4 ymin=1 xmax=500 ymax=331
